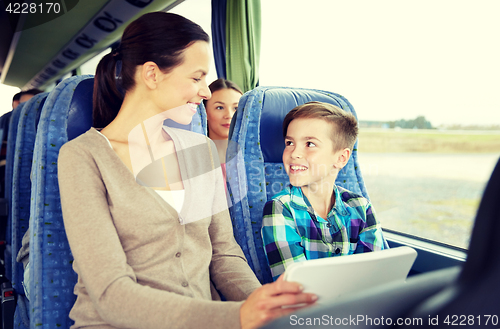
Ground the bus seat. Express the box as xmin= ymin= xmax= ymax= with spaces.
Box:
xmin=195 ymin=102 xmax=208 ymax=135
xmin=4 ymin=101 xmax=29 ymax=329
xmin=28 ymin=75 xmax=93 ymax=329
xmin=226 ymin=86 xmax=369 ymax=284
xmin=0 ymin=111 xmax=13 ymax=249
xmin=5 ymin=102 xmax=28 ymax=282
xmin=10 ymin=93 xmax=48 ymax=329
xmin=11 ymin=93 xmax=48 ymax=291
xmin=0 ymin=111 xmax=13 ymax=199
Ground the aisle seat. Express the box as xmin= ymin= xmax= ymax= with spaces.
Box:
xmin=27 ymin=75 xmax=94 ymax=329
xmin=5 ymin=103 xmax=28 ymax=282
xmin=11 ymin=93 xmax=48 ymax=329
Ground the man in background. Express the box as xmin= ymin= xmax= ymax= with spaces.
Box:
xmin=11 ymin=92 xmax=22 ymax=110
xmin=12 ymin=89 xmax=43 ymax=109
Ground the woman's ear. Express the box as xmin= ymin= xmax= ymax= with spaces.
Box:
xmin=141 ymin=61 xmax=161 ymax=90
xmin=333 ymin=148 xmax=351 ymax=170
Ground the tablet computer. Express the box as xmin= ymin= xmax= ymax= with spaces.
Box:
xmin=283 ymin=246 xmax=417 ymax=303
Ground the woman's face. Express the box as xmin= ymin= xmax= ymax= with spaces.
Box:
xmin=156 ymin=41 xmax=212 ymax=125
xmin=205 ymin=88 xmax=241 ymax=140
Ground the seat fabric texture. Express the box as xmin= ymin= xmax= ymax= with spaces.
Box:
xmin=226 ymin=86 xmax=369 ymax=284
xmin=0 ymin=111 xmax=13 ymax=246
xmin=28 ymin=75 xmax=93 ymax=329
xmin=5 ymin=102 xmax=27 ymax=281
xmin=12 ymin=93 xmax=48 ymax=292
xmin=11 ymin=94 xmax=48 ymax=329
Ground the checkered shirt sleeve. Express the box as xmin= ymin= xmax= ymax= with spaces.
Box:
xmin=339 ymin=188 xmax=389 ymax=253
xmin=261 ymin=200 xmax=307 ymax=281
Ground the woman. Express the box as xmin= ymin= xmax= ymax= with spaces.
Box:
xmin=204 ymin=78 xmax=242 ymax=165
xmin=58 ymin=12 xmax=315 ymax=329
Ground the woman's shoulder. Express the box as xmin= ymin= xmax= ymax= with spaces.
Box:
xmin=60 ymin=127 xmax=108 ymax=156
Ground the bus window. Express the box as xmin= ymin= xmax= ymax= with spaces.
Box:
xmin=79 ymin=48 xmax=111 ymax=75
xmin=260 ymin=0 xmax=500 ymax=249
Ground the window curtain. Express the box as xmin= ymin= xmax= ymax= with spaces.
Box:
xmin=225 ymin=0 xmax=261 ymax=93
xmin=211 ymin=0 xmax=227 ymax=79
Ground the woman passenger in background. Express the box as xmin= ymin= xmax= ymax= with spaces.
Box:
xmin=57 ymin=11 xmax=316 ymax=329
xmin=204 ymin=78 xmax=242 ymax=168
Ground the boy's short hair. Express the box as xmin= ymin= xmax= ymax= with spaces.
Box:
xmin=282 ymin=101 xmax=358 ymax=151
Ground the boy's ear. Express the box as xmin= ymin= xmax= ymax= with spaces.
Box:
xmin=141 ymin=61 xmax=161 ymax=90
xmin=333 ymin=148 xmax=351 ymax=170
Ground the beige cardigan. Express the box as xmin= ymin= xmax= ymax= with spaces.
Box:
xmin=58 ymin=127 xmax=261 ymax=329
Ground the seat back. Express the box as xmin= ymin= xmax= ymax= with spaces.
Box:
xmin=194 ymin=102 xmax=208 ymax=135
xmin=11 ymin=93 xmax=48 ymax=291
xmin=226 ymin=86 xmax=369 ymax=284
xmin=0 ymin=110 xmax=12 ymax=277
xmin=0 ymin=111 xmax=13 ymax=199
xmin=11 ymin=93 xmax=48 ymax=329
xmin=29 ymin=75 xmax=93 ymax=329
xmin=4 ymin=103 xmax=27 ymax=281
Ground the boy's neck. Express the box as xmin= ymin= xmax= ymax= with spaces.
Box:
xmin=301 ymin=183 xmax=336 ymax=220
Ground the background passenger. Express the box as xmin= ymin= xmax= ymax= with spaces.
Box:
xmin=261 ymin=101 xmax=389 ymax=281
xmin=57 ymin=12 xmax=316 ymax=329
xmin=18 ymin=88 xmax=43 ymax=105
xmin=12 ymin=88 xmax=43 ymax=109
xmin=203 ymin=78 xmax=242 ymax=166
xmin=11 ymin=92 xmax=22 ymax=109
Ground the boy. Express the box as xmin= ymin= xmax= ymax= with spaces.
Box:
xmin=261 ymin=101 xmax=388 ymax=281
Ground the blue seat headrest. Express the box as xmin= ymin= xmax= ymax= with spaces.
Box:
xmin=67 ymin=78 xmax=94 ymax=141
xmin=259 ymin=89 xmax=345 ymax=163
xmin=34 ymin=97 xmax=47 ymax=132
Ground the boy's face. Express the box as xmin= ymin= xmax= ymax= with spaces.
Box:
xmin=283 ymin=117 xmax=347 ymax=193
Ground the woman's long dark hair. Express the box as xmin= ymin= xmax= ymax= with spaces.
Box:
xmin=93 ymin=12 xmax=209 ymax=128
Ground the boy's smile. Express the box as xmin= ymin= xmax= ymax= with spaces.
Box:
xmin=283 ymin=117 xmax=345 ymax=195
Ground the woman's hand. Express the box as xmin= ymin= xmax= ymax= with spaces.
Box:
xmin=240 ymin=275 xmax=317 ymax=329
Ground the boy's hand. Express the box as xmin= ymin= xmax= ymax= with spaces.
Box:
xmin=240 ymin=274 xmax=317 ymax=329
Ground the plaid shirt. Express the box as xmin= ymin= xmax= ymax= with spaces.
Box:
xmin=262 ymin=185 xmax=389 ymax=281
